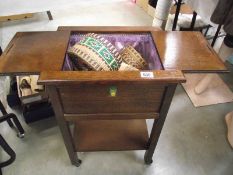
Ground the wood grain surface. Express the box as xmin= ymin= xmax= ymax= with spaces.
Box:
xmin=152 ymin=31 xmax=227 ymax=72
xmin=57 ymin=26 xmax=161 ymax=32
xmin=38 ymin=70 xmax=186 ymax=85
xmin=0 ymin=27 xmax=227 ymax=75
xmin=64 ymin=113 xmax=159 ymax=121
xmin=73 ymin=119 xmax=149 ymax=151
xmin=59 ymin=82 xmax=165 ymax=114
xmin=0 ymin=31 xmax=70 ymax=75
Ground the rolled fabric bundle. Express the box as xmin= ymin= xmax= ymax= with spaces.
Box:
xmin=120 ymin=45 xmax=147 ymax=70
xmin=118 ymin=62 xmax=138 ymax=71
xmin=68 ymin=33 xmax=122 ymax=71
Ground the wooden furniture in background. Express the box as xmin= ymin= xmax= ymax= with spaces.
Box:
xmin=0 ymin=11 xmax=53 ymax=22
xmin=0 ymin=13 xmax=33 ymax=22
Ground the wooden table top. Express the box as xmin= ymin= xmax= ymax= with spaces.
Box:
xmin=152 ymin=31 xmax=227 ymax=73
xmin=0 ymin=27 xmax=227 ymax=75
xmin=0 ymin=31 xmax=70 ymax=75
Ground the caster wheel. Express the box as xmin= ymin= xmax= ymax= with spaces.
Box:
xmin=73 ymin=159 xmax=82 ymax=167
xmin=17 ymin=133 xmax=25 ymax=138
xmin=144 ymin=159 xmax=153 ymax=165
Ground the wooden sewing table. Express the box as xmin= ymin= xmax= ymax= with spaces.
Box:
xmin=0 ymin=26 xmax=227 ymax=166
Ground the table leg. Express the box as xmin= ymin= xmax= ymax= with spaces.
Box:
xmin=190 ymin=11 xmax=197 ymax=30
xmin=204 ymin=25 xmax=211 ymax=37
xmin=47 ymin=86 xmax=81 ymax=167
xmin=172 ymin=0 xmax=182 ymax=31
xmin=144 ymin=85 xmax=177 ymax=164
xmin=211 ymin=24 xmax=222 ymax=47
xmin=46 ymin=11 xmax=53 ymax=20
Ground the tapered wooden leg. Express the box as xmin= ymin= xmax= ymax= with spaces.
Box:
xmin=144 ymin=85 xmax=177 ymax=164
xmin=47 ymin=86 xmax=81 ymax=166
xmin=46 ymin=11 xmax=53 ymax=20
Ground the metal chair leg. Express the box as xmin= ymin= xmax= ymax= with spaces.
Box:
xmin=172 ymin=0 xmax=182 ymax=31
xmin=0 ymin=134 xmax=16 ymax=168
xmin=0 ymin=114 xmax=25 ymax=137
xmin=7 ymin=119 xmax=14 ymax=128
xmin=190 ymin=11 xmax=197 ymax=30
xmin=0 ymin=101 xmax=14 ymax=127
xmin=211 ymin=24 xmax=222 ymax=47
xmin=0 ymin=101 xmax=7 ymax=115
xmin=10 ymin=114 xmax=25 ymax=137
xmin=204 ymin=25 xmax=211 ymax=37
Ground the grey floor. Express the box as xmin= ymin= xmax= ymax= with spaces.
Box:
xmin=0 ymin=1 xmax=233 ymax=175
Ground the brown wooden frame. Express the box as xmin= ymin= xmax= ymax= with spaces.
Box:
xmin=39 ymin=70 xmax=185 ymax=166
xmin=0 ymin=26 xmax=227 ymax=167
xmin=58 ymin=26 xmax=227 ymax=73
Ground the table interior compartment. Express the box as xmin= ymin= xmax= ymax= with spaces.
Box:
xmin=63 ymin=32 xmax=163 ymax=71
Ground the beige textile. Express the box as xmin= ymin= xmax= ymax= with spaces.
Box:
xmin=68 ymin=44 xmax=109 ymax=71
xmin=118 ymin=62 xmax=138 ymax=71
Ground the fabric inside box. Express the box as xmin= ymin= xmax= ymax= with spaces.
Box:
xmin=63 ymin=33 xmax=163 ymax=71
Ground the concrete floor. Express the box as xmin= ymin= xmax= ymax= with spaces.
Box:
xmin=0 ymin=0 xmax=233 ymax=175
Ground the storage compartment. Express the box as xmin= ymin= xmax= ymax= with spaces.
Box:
xmin=73 ymin=119 xmax=149 ymax=151
xmin=58 ymin=32 xmax=165 ymax=115
xmin=59 ymin=82 xmax=165 ymax=114
xmin=63 ymin=32 xmax=163 ymax=71
xmin=54 ymin=32 xmax=165 ymax=115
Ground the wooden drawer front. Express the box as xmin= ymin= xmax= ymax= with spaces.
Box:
xmin=59 ymin=83 xmax=165 ymax=114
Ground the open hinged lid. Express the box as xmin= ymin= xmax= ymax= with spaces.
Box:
xmin=152 ymin=31 xmax=227 ymax=73
xmin=0 ymin=31 xmax=70 ymax=75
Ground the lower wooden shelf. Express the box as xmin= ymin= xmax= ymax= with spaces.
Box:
xmin=73 ymin=119 xmax=149 ymax=152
